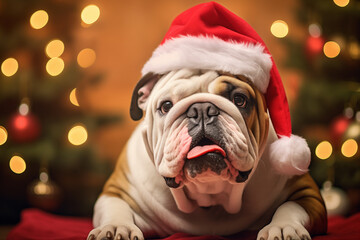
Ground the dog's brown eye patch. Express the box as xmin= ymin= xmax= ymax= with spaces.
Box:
xmin=229 ymin=88 xmax=255 ymax=121
xmin=232 ymin=93 xmax=247 ymax=108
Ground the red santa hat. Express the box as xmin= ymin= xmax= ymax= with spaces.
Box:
xmin=142 ymin=2 xmax=310 ymax=176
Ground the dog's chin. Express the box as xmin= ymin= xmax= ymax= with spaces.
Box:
xmin=184 ymin=152 xmax=228 ymax=179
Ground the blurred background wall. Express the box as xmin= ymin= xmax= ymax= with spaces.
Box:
xmin=0 ymin=0 xmax=359 ymax=228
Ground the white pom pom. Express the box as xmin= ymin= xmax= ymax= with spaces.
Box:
xmin=269 ymin=135 xmax=311 ymax=176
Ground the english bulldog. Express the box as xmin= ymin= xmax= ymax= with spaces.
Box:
xmin=88 ymin=69 xmax=327 ymax=240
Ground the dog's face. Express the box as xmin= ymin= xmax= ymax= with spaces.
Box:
xmin=130 ymin=69 xmax=269 ymax=213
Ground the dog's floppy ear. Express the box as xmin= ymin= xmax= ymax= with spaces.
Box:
xmin=130 ymin=73 xmax=161 ymax=121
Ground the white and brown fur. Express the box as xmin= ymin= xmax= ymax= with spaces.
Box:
xmin=88 ymin=69 xmax=327 ymax=240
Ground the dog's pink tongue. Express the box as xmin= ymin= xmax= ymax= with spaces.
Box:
xmin=187 ymin=145 xmax=226 ymax=159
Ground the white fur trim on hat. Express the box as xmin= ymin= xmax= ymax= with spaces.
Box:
xmin=141 ymin=35 xmax=273 ymax=93
xmin=269 ymin=135 xmax=311 ymax=176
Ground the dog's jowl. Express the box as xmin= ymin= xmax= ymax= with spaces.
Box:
xmin=88 ymin=2 xmax=327 ymax=240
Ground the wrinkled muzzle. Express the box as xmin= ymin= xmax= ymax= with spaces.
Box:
xmin=157 ymin=95 xmax=257 ymax=189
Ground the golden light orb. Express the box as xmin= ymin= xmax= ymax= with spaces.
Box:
xmin=346 ymin=122 xmax=360 ymax=138
xmin=68 ymin=125 xmax=88 ymax=146
xmin=46 ymin=57 xmax=64 ymax=76
xmin=30 ymin=10 xmax=49 ymax=29
xmin=77 ymin=48 xmax=96 ymax=68
xmin=81 ymin=5 xmax=100 ymax=25
xmin=9 ymin=156 xmax=26 ymax=174
xmin=0 ymin=126 xmax=8 ymax=145
xmin=333 ymin=0 xmax=350 ymax=7
xmin=323 ymin=41 xmax=341 ymax=58
xmin=341 ymin=139 xmax=358 ymax=158
xmin=45 ymin=39 xmax=65 ymax=58
xmin=270 ymin=20 xmax=289 ymax=38
xmin=1 ymin=58 xmax=18 ymax=77
xmin=349 ymin=41 xmax=360 ymax=60
xmin=315 ymin=141 xmax=333 ymax=160
xmin=69 ymin=88 xmax=80 ymax=107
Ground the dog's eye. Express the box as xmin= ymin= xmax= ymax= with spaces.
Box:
xmin=160 ymin=101 xmax=173 ymax=114
xmin=232 ymin=93 xmax=247 ymax=108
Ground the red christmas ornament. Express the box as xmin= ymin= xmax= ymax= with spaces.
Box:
xmin=330 ymin=116 xmax=350 ymax=148
xmin=8 ymin=112 xmax=41 ymax=143
xmin=306 ymin=35 xmax=325 ymax=56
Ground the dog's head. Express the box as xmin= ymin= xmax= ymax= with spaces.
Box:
xmin=130 ymin=69 xmax=269 ymax=213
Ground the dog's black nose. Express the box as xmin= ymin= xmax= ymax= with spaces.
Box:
xmin=187 ymin=102 xmax=219 ymax=125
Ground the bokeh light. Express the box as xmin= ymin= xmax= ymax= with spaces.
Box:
xmin=0 ymin=126 xmax=8 ymax=145
xmin=349 ymin=41 xmax=360 ymax=59
xmin=315 ymin=141 xmax=333 ymax=160
xmin=323 ymin=41 xmax=341 ymax=58
xmin=33 ymin=181 xmax=52 ymax=195
xmin=1 ymin=58 xmax=18 ymax=77
xmin=81 ymin=5 xmax=100 ymax=25
xmin=341 ymin=139 xmax=358 ymax=158
xmin=45 ymin=39 xmax=65 ymax=58
xmin=344 ymin=107 xmax=354 ymax=119
xmin=307 ymin=36 xmax=324 ymax=55
xmin=356 ymin=111 xmax=360 ymax=122
xmin=68 ymin=125 xmax=88 ymax=146
xmin=346 ymin=122 xmax=360 ymax=138
xmin=333 ymin=0 xmax=350 ymax=7
xmin=40 ymin=171 xmax=49 ymax=182
xmin=308 ymin=23 xmax=322 ymax=37
xmin=270 ymin=20 xmax=289 ymax=38
xmin=9 ymin=156 xmax=26 ymax=174
xmin=19 ymin=102 xmax=30 ymax=116
xmin=30 ymin=10 xmax=49 ymax=29
xmin=70 ymin=88 xmax=80 ymax=107
xmin=14 ymin=115 xmax=29 ymax=130
xmin=46 ymin=57 xmax=64 ymax=76
xmin=77 ymin=48 xmax=96 ymax=68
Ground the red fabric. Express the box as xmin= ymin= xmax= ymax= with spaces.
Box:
xmin=160 ymin=2 xmax=263 ymax=46
xmin=7 ymin=209 xmax=360 ymax=240
xmin=7 ymin=209 xmax=93 ymax=240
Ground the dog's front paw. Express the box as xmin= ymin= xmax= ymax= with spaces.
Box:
xmin=87 ymin=224 xmax=144 ymax=240
xmin=257 ymin=222 xmax=311 ymax=240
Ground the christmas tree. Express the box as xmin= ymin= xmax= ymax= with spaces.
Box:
xmin=288 ymin=0 xmax=360 ymax=215
xmin=0 ymin=0 xmax=119 ymax=224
